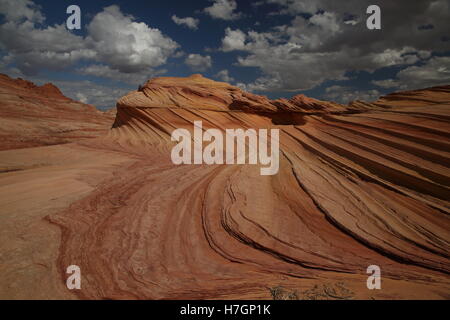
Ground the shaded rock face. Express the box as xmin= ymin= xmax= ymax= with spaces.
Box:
xmin=0 ymin=74 xmax=449 ymax=300
xmin=0 ymin=74 xmax=115 ymax=150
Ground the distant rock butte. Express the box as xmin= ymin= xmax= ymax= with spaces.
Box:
xmin=0 ymin=74 xmax=449 ymax=299
xmin=0 ymin=73 xmax=115 ymax=150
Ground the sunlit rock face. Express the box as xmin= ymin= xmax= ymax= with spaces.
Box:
xmin=0 ymin=74 xmax=449 ymax=299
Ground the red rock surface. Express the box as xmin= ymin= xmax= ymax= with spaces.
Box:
xmin=0 ymin=74 xmax=449 ymax=299
xmin=0 ymin=74 xmax=115 ymax=151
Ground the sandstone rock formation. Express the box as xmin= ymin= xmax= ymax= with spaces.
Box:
xmin=0 ymin=74 xmax=115 ymax=151
xmin=0 ymin=74 xmax=449 ymax=299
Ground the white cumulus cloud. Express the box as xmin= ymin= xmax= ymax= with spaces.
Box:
xmin=185 ymin=54 xmax=212 ymax=72
xmin=204 ymin=0 xmax=242 ymax=20
xmin=87 ymin=5 xmax=178 ymax=73
xmin=221 ymin=28 xmax=247 ymax=51
xmin=216 ymin=69 xmax=234 ymax=83
xmin=171 ymin=15 xmax=199 ymax=30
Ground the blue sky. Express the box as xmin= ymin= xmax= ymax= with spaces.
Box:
xmin=0 ymin=0 xmax=449 ymax=109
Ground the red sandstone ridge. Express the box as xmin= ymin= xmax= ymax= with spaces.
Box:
xmin=0 ymin=74 xmax=449 ymax=300
xmin=0 ymin=74 xmax=115 ymax=151
xmin=117 ymin=74 xmax=352 ymax=114
xmin=0 ymin=74 xmax=69 ymax=100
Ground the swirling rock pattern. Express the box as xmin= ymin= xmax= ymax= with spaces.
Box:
xmin=0 ymin=75 xmax=449 ymax=299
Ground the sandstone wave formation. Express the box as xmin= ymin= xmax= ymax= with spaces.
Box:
xmin=0 ymin=74 xmax=114 ymax=151
xmin=0 ymin=74 xmax=449 ymax=299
